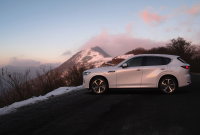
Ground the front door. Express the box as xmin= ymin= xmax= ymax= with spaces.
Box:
xmin=116 ymin=57 xmax=143 ymax=88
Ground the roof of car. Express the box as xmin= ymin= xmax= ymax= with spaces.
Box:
xmin=132 ymin=54 xmax=179 ymax=58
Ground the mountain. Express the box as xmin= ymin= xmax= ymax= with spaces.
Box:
xmin=90 ymin=46 xmax=110 ymax=57
xmin=56 ymin=46 xmax=111 ymax=72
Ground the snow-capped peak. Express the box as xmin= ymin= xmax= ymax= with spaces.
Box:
xmin=56 ymin=46 xmax=112 ymax=72
xmin=76 ymin=48 xmax=106 ymax=63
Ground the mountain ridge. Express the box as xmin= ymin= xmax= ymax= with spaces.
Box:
xmin=56 ymin=46 xmax=111 ymax=72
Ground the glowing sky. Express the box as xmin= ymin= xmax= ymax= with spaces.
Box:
xmin=0 ymin=0 xmax=200 ymax=67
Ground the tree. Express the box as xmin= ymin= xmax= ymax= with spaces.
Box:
xmin=167 ymin=37 xmax=191 ymax=55
xmin=166 ymin=37 xmax=193 ymax=62
xmin=145 ymin=47 xmax=170 ymax=54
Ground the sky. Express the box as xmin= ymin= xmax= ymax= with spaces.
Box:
xmin=0 ymin=0 xmax=200 ymax=67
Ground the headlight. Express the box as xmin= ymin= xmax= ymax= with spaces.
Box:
xmin=83 ymin=72 xmax=91 ymax=76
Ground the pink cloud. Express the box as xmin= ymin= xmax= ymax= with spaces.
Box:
xmin=80 ymin=28 xmax=169 ymax=56
xmin=186 ymin=4 xmax=200 ymax=16
xmin=139 ymin=8 xmax=168 ymax=26
xmin=175 ymin=3 xmax=200 ymax=16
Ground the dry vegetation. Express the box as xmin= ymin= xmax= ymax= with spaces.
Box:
xmin=64 ymin=64 xmax=94 ymax=86
xmin=0 ymin=65 xmax=94 ymax=108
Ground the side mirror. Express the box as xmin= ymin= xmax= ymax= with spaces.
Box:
xmin=121 ymin=63 xmax=128 ymax=68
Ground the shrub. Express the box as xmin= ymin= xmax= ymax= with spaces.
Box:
xmin=0 ymin=67 xmax=66 ymax=107
xmin=0 ymin=64 xmax=94 ymax=108
xmin=64 ymin=64 xmax=94 ymax=86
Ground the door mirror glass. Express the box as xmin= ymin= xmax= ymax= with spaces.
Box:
xmin=121 ymin=63 xmax=128 ymax=68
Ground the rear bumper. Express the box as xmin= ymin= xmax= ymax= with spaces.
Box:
xmin=178 ymin=74 xmax=191 ymax=87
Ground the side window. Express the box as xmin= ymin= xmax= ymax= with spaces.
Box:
xmin=177 ymin=57 xmax=187 ymax=64
xmin=126 ymin=57 xmax=143 ymax=67
xmin=146 ymin=56 xmax=164 ymax=66
xmin=163 ymin=57 xmax=171 ymax=65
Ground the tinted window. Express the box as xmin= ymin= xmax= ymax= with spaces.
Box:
xmin=126 ymin=57 xmax=143 ymax=67
xmin=177 ymin=57 xmax=187 ymax=63
xmin=164 ymin=57 xmax=171 ymax=64
xmin=146 ymin=56 xmax=164 ymax=66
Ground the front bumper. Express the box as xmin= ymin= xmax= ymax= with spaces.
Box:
xmin=83 ymin=75 xmax=90 ymax=89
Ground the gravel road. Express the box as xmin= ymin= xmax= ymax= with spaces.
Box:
xmin=0 ymin=75 xmax=200 ymax=135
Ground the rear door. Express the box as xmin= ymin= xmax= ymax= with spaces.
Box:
xmin=141 ymin=56 xmax=167 ymax=88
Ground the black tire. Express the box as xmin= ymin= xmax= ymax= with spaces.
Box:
xmin=159 ymin=76 xmax=177 ymax=94
xmin=90 ymin=77 xmax=108 ymax=94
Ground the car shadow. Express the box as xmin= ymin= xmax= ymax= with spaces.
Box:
xmin=107 ymin=88 xmax=162 ymax=95
xmin=84 ymin=87 xmax=191 ymax=95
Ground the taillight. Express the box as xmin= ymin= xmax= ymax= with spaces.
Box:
xmin=181 ymin=66 xmax=190 ymax=69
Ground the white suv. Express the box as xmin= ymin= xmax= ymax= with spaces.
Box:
xmin=83 ymin=54 xmax=191 ymax=94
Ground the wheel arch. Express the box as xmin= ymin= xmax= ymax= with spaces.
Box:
xmin=89 ymin=75 xmax=109 ymax=90
xmin=158 ymin=74 xmax=179 ymax=88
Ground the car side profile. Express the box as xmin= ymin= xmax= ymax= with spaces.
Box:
xmin=83 ymin=54 xmax=191 ymax=94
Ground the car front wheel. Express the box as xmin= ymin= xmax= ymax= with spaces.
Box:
xmin=159 ymin=77 xmax=177 ymax=94
xmin=90 ymin=77 xmax=108 ymax=94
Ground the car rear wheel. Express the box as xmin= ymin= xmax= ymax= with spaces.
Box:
xmin=159 ymin=77 xmax=177 ymax=94
xmin=90 ymin=77 xmax=108 ymax=94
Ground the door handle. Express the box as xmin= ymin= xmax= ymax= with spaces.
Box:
xmin=161 ymin=68 xmax=166 ymax=70
xmin=136 ymin=69 xmax=140 ymax=71
xmin=108 ymin=71 xmax=115 ymax=73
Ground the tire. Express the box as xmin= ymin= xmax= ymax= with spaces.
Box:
xmin=159 ymin=76 xmax=177 ymax=94
xmin=90 ymin=77 xmax=108 ymax=94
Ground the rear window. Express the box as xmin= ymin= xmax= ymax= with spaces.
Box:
xmin=177 ymin=57 xmax=187 ymax=64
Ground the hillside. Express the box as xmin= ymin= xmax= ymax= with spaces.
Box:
xmin=56 ymin=46 xmax=111 ymax=72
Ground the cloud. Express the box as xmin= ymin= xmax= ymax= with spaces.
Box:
xmin=139 ymin=4 xmax=200 ymax=27
xmin=175 ymin=3 xmax=200 ymax=16
xmin=139 ymin=7 xmax=168 ymax=26
xmin=9 ymin=57 xmax=41 ymax=66
xmin=62 ymin=51 xmax=72 ymax=56
xmin=80 ymin=28 xmax=169 ymax=57
xmin=186 ymin=4 xmax=200 ymax=16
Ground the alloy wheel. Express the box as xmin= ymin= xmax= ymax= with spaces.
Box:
xmin=161 ymin=78 xmax=176 ymax=93
xmin=92 ymin=78 xmax=107 ymax=94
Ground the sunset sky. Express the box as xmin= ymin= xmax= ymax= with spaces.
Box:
xmin=0 ymin=0 xmax=200 ymax=67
